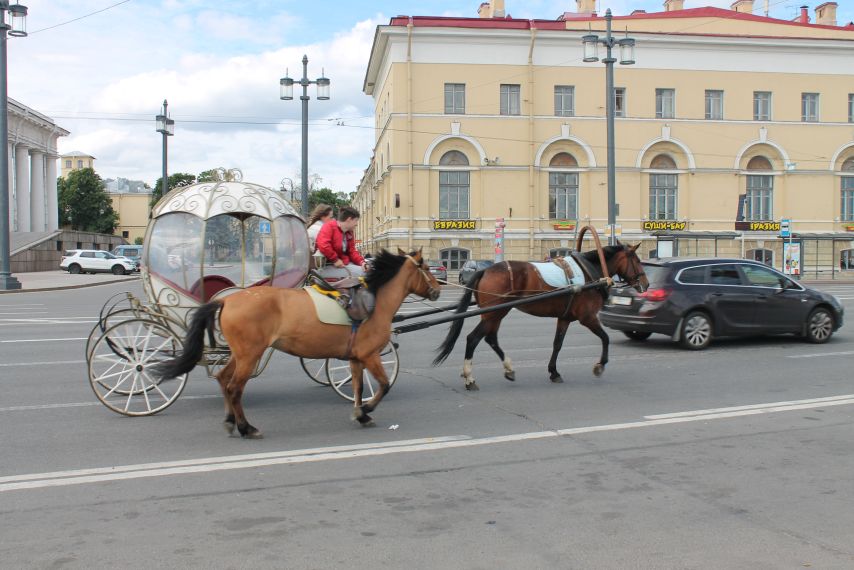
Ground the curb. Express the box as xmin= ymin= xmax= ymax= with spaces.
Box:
xmin=0 ymin=276 xmax=141 ymax=294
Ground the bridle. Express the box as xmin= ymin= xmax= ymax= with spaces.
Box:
xmin=619 ymin=249 xmax=647 ymax=292
xmin=406 ymin=255 xmax=441 ymax=299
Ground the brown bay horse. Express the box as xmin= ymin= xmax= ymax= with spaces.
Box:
xmin=434 ymin=243 xmax=648 ymax=390
xmin=155 ymin=249 xmax=441 ymax=438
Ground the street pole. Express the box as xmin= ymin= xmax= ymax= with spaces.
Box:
xmin=161 ymin=100 xmax=168 ymax=199
xmin=604 ymin=11 xmax=616 ymax=246
xmin=300 ymin=56 xmax=309 ymax=219
xmin=0 ymin=2 xmax=24 ymax=290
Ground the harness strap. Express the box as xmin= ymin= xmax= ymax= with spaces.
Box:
xmin=505 ymin=260 xmax=514 ymax=292
xmin=551 ymin=257 xmax=574 ymax=283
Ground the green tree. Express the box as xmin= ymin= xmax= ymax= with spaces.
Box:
xmin=309 ymin=187 xmax=350 ymax=211
xmin=151 ymin=172 xmax=196 ymax=207
xmin=198 ymin=168 xmax=241 ymax=183
xmin=134 ymin=236 xmax=144 ymax=245
xmin=57 ymin=168 xmax=118 ymax=233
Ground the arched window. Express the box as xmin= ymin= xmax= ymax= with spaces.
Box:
xmin=649 ymin=154 xmax=677 ymax=221
xmin=548 ymin=153 xmax=578 ymax=220
xmin=439 ymin=151 xmax=470 ymax=219
xmin=843 ymin=159 xmax=854 ymax=221
xmin=746 ymin=155 xmax=773 ymax=221
xmin=747 ymin=248 xmax=773 ymax=266
xmin=440 ymin=248 xmax=469 ymax=271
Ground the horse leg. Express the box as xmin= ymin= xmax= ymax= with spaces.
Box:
xmin=484 ymin=324 xmax=514 ymax=382
xmin=214 ymin=358 xmax=237 ymax=434
xmin=353 ymin=353 xmax=391 ymax=426
xmin=461 ymin=320 xmax=489 ymax=391
xmin=581 ymin=315 xmax=610 ymax=377
xmin=226 ymin=350 xmax=265 ymax=439
xmin=547 ymin=319 xmax=571 ymax=383
xmin=350 ymin=360 xmax=375 ymax=426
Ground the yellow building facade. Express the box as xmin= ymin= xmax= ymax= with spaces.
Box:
xmin=110 ymin=193 xmax=150 ymax=244
xmin=355 ymin=1 xmax=854 ymax=277
xmin=60 ymin=151 xmax=96 ymax=178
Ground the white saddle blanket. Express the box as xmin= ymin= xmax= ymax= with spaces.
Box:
xmin=305 ymin=286 xmax=351 ymax=326
xmin=530 ymin=258 xmax=586 ymax=288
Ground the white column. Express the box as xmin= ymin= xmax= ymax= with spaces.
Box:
xmin=46 ymin=155 xmax=58 ymax=231
xmin=30 ymin=150 xmax=46 ymax=232
xmin=14 ymin=144 xmax=30 ymax=233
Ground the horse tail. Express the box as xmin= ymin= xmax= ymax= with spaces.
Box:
xmin=153 ymin=300 xmax=222 ymax=380
xmin=433 ymin=269 xmax=485 ymax=365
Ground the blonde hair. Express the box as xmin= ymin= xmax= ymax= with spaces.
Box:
xmin=306 ymin=204 xmax=333 ymax=228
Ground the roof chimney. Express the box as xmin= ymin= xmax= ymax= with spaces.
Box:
xmin=730 ymin=0 xmax=754 ymax=13
xmin=815 ymin=2 xmax=837 ymax=26
xmin=577 ymin=0 xmax=596 ymax=14
xmin=798 ymin=5 xmax=810 ymax=23
xmin=478 ymin=0 xmax=506 ymax=18
xmin=664 ymin=0 xmax=684 ymax=11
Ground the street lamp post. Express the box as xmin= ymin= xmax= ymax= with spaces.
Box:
xmin=155 ymin=99 xmax=174 ymax=202
xmin=280 ymin=55 xmax=330 ymax=218
xmin=582 ymin=9 xmax=636 ymax=245
xmin=0 ymin=1 xmax=26 ymax=290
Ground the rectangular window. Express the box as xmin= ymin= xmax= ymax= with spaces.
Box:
xmin=554 ymin=85 xmax=575 ymax=117
xmin=802 ymin=93 xmax=819 ymax=122
xmin=842 ymin=178 xmax=854 ymax=221
xmin=746 ymin=175 xmax=773 ymax=220
xmin=444 ymin=83 xmax=465 ymax=114
xmin=849 ymin=94 xmax=853 ymax=123
xmin=754 ymin=91 xmax=772 ymax=121
xmin=614 ymin=88 xmax=626 ymax=117
xmin=705 ymin=90 xmax=723 ymax=120
xmin=655 ymin=88 xmax=675 ymax=119
xmin=439 ymin=171 xmax=470 ymax=219
xmin=548 ymin=172 xmax=578 ymax=219
xmin=649 ymin=174 xmax=678 ymax=220
xmin=64 ymin=160 xmax=71 ymax=168
xmin=77 ymin=160 xmax=83 ymax=169
xmin=500 ymin=84 xmax=521 ymax=116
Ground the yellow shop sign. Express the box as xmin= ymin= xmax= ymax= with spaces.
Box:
xmin=747 ymin=221 xmax=781 ymax=232
xmin=433 ymin=219 xmax=476 ymax=231
xmin=642 ymin=220 xmax=687 ymax=231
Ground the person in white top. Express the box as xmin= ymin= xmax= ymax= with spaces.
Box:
xmin=305 ymin=203 xmax=334 ymax=253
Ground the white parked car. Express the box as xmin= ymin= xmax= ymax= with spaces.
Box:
xmin=60 ymin=250 xmax=136 ymax=275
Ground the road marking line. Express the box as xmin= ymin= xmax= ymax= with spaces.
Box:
xmin=3 ymin=395 xmax=853 ymax=493
xmin=644 ymin=394 xmax=854 ymax=419
xmin=0 ymin=337 xmax=88 ymax=343
xmin=0 ymin=394 xmax=219 ymax=413
xmin=786 ymin=350 xmax=854 ymax=359
xmin=0 ymin=359 xmax=86 ymax=367
xmin=0 ymin=312 xmax=49 ymax=315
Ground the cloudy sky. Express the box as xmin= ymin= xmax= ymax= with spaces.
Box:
xmin=10 ymin=0 xmax=853 ymax=194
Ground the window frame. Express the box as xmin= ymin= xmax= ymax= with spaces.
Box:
xmin=842 ymin=176 xmax=854 ymax=222
xmin=849 ymin=94 xmax=853 ymax=123
xmin=746 ymin=248 xmax=774 ymax=267
xmin=614 ymin=87 xmax=626 ymax=118
xmin=745 ymin=175 xmax=774 ymax=221
xmin=439 ymin=170 xmax=470 ymax=220
xmin=554 ymin=85 xmax=575 ymax=117
xmin=754 ymin=91 xmax=772 ymax=121
xmin=841 ymin=249 xmax=854 ymax=271
xmin=500 ymin=84 xmax=521 ymax=116
xmin=548 ymin=172 xmax=579 ymax=220
xmin=705 ymin=89 xmax=723 ymax=120
xmin=649 ymin=173 xmax=678 ymax=220
xmin=444 ymin=83 xmax=465 ymax=115
xmin=440 ymin=248 xmax=470 ymax=271
xmin=801 ymin=92 xmax=820 ymax=122
xmin=655 ymin=88 xmax=675 ymax=119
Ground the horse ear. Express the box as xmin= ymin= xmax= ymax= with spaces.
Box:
xmin=396 ymin=247 xmax=406 ymax=256
xmin=415 ymin=247 xmax=423 ymax=260
xmin=615 ymin=239 xmax=623 ymax=246
xmin=630 ymin=243 xmax=640 ymax=253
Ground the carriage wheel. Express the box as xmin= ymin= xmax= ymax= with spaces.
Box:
xmin=300 ymin=358 xmax=330 ymax=386
xmin=88 ymin=318 xmax=188 ymax=416
xmin=85 ymin=308 xmax=141 ymax=363
xmin=326 ymin=341 xmax=399 ymax=402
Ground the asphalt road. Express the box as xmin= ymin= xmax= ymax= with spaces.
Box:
xmin=1 ymin=281 xmax=853 ymax=569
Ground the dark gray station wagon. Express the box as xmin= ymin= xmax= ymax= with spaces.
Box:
xmin=599 ymin=258 xmax=844 ymax=350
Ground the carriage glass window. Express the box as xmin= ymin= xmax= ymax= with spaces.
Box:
xmin=740 ymin=264 xmax=784 ymax=288
xmin=440 ymin=248 xmax=469 ymax=271
xmin=801 ymin=93 xmax=819 ymax=122
xmin=614 ymin=87 xmax=625 ymax=117
xmin=500 ymin=84 xmax=521 ymax=116
xmin=708 ymin=264 xmax=742 ymax=286
xmin=754 ymin=91 xmax=772 ymax=121
xmin=554 ymin=85 xmax=574 ymax=117
xmin=444 ymin=83 xmax=465 ymax=114
xmin=655 ymin=88 xmax=675 ymax=119
xmin=272 ymin=216 xmax=310 ymax=288
xmin=705 ymin=90 xmax=723 ymax=120
xmin=147 ymin=212 xmax=204 ymax=299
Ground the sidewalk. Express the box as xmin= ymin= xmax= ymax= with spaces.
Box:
xmin=0 ymin=270 xmax=140 ymax=294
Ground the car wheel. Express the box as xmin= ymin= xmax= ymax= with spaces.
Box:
xmin=680 ymin=311 xmax=712 ymax=350
xmin=623 ymin=330 xmax=652 ymax=341
xmin=68 ymin=264 xmax=81 ymax=275
xmin=805 ymin=307 xmax=833 ymax=344
xmin=111 ymin=265 xmax=126 ymax=276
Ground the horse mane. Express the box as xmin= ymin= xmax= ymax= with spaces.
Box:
xmin=580 ymin=244 xmax=624 ymax=269
xmin=364 ymin=249 xmax=408 ymax=293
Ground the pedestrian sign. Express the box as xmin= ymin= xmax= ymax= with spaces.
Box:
xmin=780 ymin=218 xmax=790 ymax=238
xmin=259 ymin=221 xmax=271 ymax=234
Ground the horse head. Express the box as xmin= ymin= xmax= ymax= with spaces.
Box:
xmin=399 ymin=247 xmax=441 ymax=301
xmin=612 ymin=242 xmax=649 ymax=293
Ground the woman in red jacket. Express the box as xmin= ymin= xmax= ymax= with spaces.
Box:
xmin=315 ymin=206 xmax=368 ymax=279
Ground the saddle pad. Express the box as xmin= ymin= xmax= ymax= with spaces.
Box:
xmin=530 ymin=258 xmax=586 ymax=288
xmin=305 ymin=287 xmax=351 ymax=326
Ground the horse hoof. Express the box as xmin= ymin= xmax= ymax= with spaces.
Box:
xmin=242 ymin=430 xmax=264 ymax=439
xmin=223 ymin=420 xmax=235 ymax=435
xmin=593 ymin=364 xmax=604 ymax=377
xmin=355 ymin=413 xmax=374 ymax=427
xmin=550 ymin=375 xmax=564 ymax=384
xmin=504 ymin=371 xmax=516 ymax=382
xmin=238 ymin=423 xmax=262 ymax=439
xmin=465 ymin=382 xmax=479 ymax=391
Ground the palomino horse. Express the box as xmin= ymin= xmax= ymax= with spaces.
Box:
xmin=155 ymin=249 xmax=441 ymax=438
xmin=434 ymin=243 xmax=648 ymax=390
